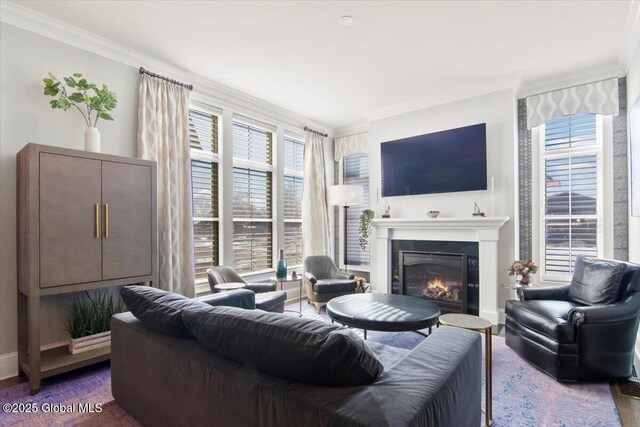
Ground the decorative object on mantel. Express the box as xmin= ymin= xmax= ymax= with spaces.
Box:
xmin=359 ymin=209 xmax=375 ymax=251
xmin=64 ymin=290 xmax=124 ymax=354
xmin=507 ymin=260 xmax=538 ymax=286
xmin=42 ymin=72 xmax=117 ymax=153
xmin=489 ymin=176 xmax=496 ymax=216
xmin=426 ymin=210 xmax=440 ymax=218
xmin=276 ymin=249 xmax=288 ymax=279
xmin=291 ymin=271 xmax=297 ymax=280
xmin=472 ymin=201 xmax=485 ymax=217
xmin=382 ymin=205 xmax=391 ymax=218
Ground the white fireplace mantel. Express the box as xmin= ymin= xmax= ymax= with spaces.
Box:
xmin=371 ymin=216 xmax=510 ymax=324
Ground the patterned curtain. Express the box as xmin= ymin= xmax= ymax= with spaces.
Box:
xmin=335 ymin=132 xmax=368 ymax=160
xmin=526 ymin=78 xmax=618 ymax=129
xmin=302 ymin=131 xmax=331 ymax=257
xmin=137 ymin=74 xmax=195 ymax=297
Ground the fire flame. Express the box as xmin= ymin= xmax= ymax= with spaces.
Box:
xmin=424 ymin=277 xmax=460 ymax=302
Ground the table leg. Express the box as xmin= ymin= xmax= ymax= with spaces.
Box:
xmin=485 ymin=326 xmax=492 ymax=426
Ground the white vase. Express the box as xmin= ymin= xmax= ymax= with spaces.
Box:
xmin=84 ymin=127 xmax=101 ymax=152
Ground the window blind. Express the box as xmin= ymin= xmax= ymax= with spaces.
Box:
xmin=344 ymin=153 xmax=370 ymax=266
xmin=542 ymin=114 xmax=599 ymax=278
xmin=189 ymin=109 xmax=218 ymax=154
xmin=233 ymin=121 xmax=272 ymax=164
xmin=232 ymin=121 xmax=273 ymax=273
xmin=283 ymin=137 xmax=304 ymax=265
xmin=188 ymin=108 xmax=219 ymax=280
xmin=284 ymin=137 xmax=304 ymax=171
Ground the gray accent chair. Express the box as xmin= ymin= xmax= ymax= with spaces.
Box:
xmin=207 ymin=267 xmax=286 ymax=313
xmin=304 ymin=255 xmax=357 ymax=313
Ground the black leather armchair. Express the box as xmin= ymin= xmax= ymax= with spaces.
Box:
xmin=505 ymin=257 xmax=640 ymax=381
xmin=303 ymin=255 xmax=358 ymax=313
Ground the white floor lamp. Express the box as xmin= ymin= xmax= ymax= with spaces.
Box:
xmin=328 ymin=185 xmax=364 ymax=266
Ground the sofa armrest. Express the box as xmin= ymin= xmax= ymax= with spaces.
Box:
xmin=568 ymin=295 xmax=640 ymax=325
xmin=304 ymin=272 xmax=317 ymax=284
xmin=521 ymin=284 xmax=570 ymax=301
xmin=331 ymin=271 xmax=355 ymax=280
xmin=198 ymin=289 xmax=256 ymax=310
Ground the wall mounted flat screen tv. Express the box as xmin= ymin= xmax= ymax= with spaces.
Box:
xmin=381 ymin=123 xmax=487 ymax=197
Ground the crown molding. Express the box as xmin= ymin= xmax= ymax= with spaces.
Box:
xmin=333 ymin=122 xmax=370 ymax=139
xmin=517 ymin=62 xmax=623 ymax=99
xmin=0 ymin=1 xmax=333 ymax=135
xmin=363 ymin=73 xmax=521 ymax=123
xmin=619 ymin=0 xmax=640 ymax=73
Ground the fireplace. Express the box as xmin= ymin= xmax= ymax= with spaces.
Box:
xmin=400 ymin=251 xmax=468 ymax=314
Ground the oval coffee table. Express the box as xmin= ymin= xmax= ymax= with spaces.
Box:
xmin=326 ymin=293 xmax=440 ymax=339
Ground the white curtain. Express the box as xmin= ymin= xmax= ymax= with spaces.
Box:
xmin=526 ymin=78 xmax=619 ymax=129
xmin=137 ymin=75 xmax=195 ymax=297
xmin=302 ymin=131 xmax=331 ymax=257
xmin=335 ymin=132 xmax=368 ymax=160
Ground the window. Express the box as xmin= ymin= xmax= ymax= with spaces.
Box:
xmin=539 ymin=114 xmax=602 ymax=280
xmin=188 ymin=108 xmax=220 ymax=281
xmin=343 ymin=152 xmax=370 ymax=266
xmin=283 ymin=137 xmax=304 ymax=266
xmin=233 ymin=121 xmax=273 ymax=273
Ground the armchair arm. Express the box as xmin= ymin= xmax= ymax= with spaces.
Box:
xmin=304 ymin=272 xmax=317 ymax=284
xmin=521 ymin=284 xmax=570 ymax=301
xmin=198 ymin=289 xmax=256 ymax=310
xmin=331 ymin=271 xmax=355 ymax=280
xmin=568 ymin=296 xmax=640 ymax=325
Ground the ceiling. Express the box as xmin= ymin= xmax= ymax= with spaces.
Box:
xmin=15 ymin=1 xmax=637 ymax=130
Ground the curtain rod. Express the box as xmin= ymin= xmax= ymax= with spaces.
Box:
xmin=304 ymin=126 xmax=328 ymax=137
xmin=139 ymin=67 xmax=193 ymax=91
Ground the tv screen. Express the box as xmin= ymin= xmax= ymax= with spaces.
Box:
xmin=381 ymin=123 xmax=487 ymax=197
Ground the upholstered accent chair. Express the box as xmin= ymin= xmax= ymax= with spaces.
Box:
xmin=206 ymin=267 xmax=286 ymax=313
xmin=304 ymin=255 xmax=358 ymax=313
xmin=505 ymin=256 xmax=640 ymax=382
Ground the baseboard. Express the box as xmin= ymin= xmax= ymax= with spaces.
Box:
xmin=498 ymin=308 xmax=506 ymax=324
xmin=0 ymin=341 xmax=68 ymax=381
xmin=0 ymin=352 xmax=18 ymax=381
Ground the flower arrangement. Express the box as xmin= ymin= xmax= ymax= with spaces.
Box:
xmin=507 ymin=260 xmax=538 ymax=285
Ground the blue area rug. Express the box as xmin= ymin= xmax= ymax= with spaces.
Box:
xmin=0 ymin=301 xmax=621 ymax=426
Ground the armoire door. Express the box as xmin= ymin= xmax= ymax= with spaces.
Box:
xmin=39 ymin=153 xmax=103 ymax=288
xmin=101 ymin=161 xmax=153 ymax=280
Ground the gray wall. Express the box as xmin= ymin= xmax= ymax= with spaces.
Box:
xmin=0 ymin=23 xmax=139 ymax=361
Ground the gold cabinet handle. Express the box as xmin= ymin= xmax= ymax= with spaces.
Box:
xmin=95 ymin=203 xmax=100 ymax=238
xmin=104 ymin=203 xmax=109 ymax=238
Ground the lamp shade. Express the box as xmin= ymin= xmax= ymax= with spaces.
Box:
xmin=328 ymin=185 xmax=364 ymax=206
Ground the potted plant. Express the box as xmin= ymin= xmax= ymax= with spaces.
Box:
xmin=42 ymin=72 xmax=117 ymax=153
xmin=64 ymin=290 xmax=124 ymax=354
xmin=507 ymin=260 xmax=538 ymax=286
xmin=359 ymin=209 xmax=375 ymax=251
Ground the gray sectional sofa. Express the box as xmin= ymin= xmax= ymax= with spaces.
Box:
xmin=111 ymin=288 xmax=482 ymax=427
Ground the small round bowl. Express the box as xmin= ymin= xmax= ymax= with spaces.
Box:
xmin=426 ymin=210 xmax=440 ymax=218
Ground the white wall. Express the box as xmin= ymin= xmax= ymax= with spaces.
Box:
xmin=0 ymin=23 xmax=139 ymax=375
xmin=367 ymin=88 xmax=518 ymax=313
xmin=628 ymin=41 xmax=640 ymax=264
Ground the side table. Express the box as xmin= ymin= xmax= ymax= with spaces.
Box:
xmin=270 ymin=276 xmax=303 ymax=316
xmin=439 ymin=313 xmax=493 ymax=427
xmin=501 ymin=283 xmax=539 ymax=301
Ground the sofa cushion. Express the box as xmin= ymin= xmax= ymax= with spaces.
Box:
xmin=313 ymin=279 xmax=357 ymax=294
xmin=120 ymin=286 xmax=210 ymax=338
xmin=182 ymin=305 xmax=384 ymax=386
xmin=505 ymin=299 xmax=581 ymax=343
xmin=254 ymin=290 xmax=287 ymax=312
xmin=568 ymin=256 xmax=627 ymax=305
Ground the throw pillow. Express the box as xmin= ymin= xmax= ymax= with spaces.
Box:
xmin=568 ymin=256 xmax=627 ymax=305
xmin=182 ymin=305 xmax=384 ymax=386
xmin=120 ymin=285 xmax=211 ymax=338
